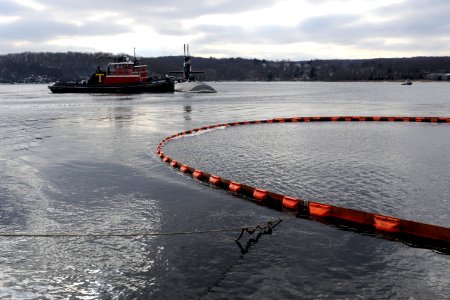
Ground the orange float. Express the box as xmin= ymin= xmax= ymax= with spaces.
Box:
xmin=374 ymin=215 xmax=401 ymax=233
xmin=209 ymin=175 xmax=222 ymax=186
xmin=309 ymin=202 xmax=332 ymax=217
xmin=229 ymin=182 xmax=242 ymax=193
xmin=253 ymin=189 xmax=268 ymax=201
xmin=192 ymin=170 xmax=204 ymax=180
xmin=282 ymin=196 xmax=300 ymax=210
xmin=180 ymin=165 xmax=190 ymax=173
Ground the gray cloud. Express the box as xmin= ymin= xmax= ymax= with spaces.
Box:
xmin=297 ymin=15 xmax=363 ymax=43
xmin=294 ymin=1 xmax=450 ymax=46
xmin=0 ymin=0 xmax=24 ymax=14
xmin=0 ymin=17 xmax=129 ymax=41
xmin=194 ymin=0 xmax=450 ymax=50
xmin=0 ymin=0 xmax=279 ymax=44
xmin=374 ymin=0 xmax=450 ymax=36
xmin=192 ymin=24 xmax=297 ymax=45
xmin=1 ymin=0 xmax=450 ymax=59
xmin=35 ymin=0 xmax=277 ymax=21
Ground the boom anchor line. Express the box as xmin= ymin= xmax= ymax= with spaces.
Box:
xmin=235 ymin=219 xmax=283 ymax=254
xmin=157 ymin=116 xmax=450 ymax=251
xmin=0 ymin=218 xmax=285 ymax=239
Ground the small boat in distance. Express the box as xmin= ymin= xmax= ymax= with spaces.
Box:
xmin=48 ymin=53 xmax=174 ymax=94
xmin=401 ymin=79 xmax=412 ymax=85
xmin=168 ymin=44 xmax=217 ymax=93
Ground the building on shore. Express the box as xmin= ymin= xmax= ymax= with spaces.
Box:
xmin=424 ymin=73 xmax=450 ymax=80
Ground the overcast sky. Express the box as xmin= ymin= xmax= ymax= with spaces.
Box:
xmin=1 ymin=0 xmax=449 ymax=60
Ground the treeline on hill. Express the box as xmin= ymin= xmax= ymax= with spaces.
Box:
xmin=1 ymin=51 xmax=450 ymax=83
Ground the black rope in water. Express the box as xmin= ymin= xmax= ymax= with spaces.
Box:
xmin=0 ymin=218 xmax=285 ymax=239
xmin=204 ymin=219 xmax=284 ymax=294
xmin=235 ymin=219 xmax=282 ymax=241
xmin=235 ymin=219 xmax=283 ymax=254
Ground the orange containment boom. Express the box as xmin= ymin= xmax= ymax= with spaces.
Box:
xmin=156 ymin=116 xmax=450 ymax=247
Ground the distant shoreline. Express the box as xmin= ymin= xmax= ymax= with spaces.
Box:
xmin=3 ymin=80 xmax=449 ymax=85
xmin=1 ymin=52 xmax=450 ymax=83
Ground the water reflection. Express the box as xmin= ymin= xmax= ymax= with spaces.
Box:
xmin=305 ymin=215 xmax=450 ymax=255
xmin=184 ymin=105 xmax=192 ymax=121
xmin=112 ymin=106 xmax=134 ymax=123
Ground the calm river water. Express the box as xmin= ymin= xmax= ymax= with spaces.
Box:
xmin=0 ymin=82 xmax=449 ymax=299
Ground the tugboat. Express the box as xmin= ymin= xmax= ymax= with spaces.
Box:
xmin=48 ymin=53 xmax=174 ymax=93
xmin=168 ymin=44 xmax=217 ymax=93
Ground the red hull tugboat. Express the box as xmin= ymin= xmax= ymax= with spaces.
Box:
xmin=48 ymin=55 xmax=174 ymax=93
